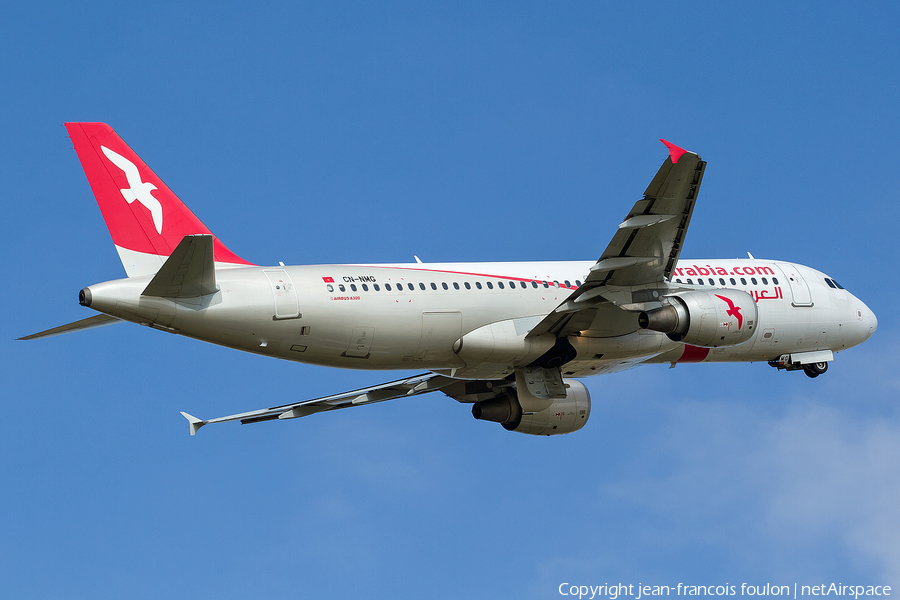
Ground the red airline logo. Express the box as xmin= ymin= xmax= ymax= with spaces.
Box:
xmin=715 ymin=294 xmax=743 ymax=329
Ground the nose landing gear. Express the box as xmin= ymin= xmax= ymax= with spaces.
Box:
xmin=802 ymin=361 xmax=828 ymax=378
xmin=768 ymin=354 xmax=830 ymax=378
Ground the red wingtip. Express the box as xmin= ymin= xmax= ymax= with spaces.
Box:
xmin=660 ymin=139 xmax=687 ymax=164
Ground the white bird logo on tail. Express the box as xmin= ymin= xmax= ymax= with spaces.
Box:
xmin=101 ymin=145 xmax=163 ymax=234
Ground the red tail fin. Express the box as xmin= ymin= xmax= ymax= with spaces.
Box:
xmin=65 ymin=122 xmax=252 ymax=277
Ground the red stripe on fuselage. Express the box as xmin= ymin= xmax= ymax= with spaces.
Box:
xmin=677 ymin=345 xmax=710 ymax=363
xmin=350 ymin=264 xmax=579 ymax=289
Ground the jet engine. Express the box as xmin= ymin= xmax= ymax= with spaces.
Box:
xmin=471 ymin=379 xmax=591 ymax=436
xmin=638 ymin=289 xmax=757 ymax=347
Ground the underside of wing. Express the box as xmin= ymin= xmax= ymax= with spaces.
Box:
xmin=592 ymin=140 xmax=705 ymax=287
xmin=181 ymin=373 xmax=458 ymax=435
xmin=528 ymin=140 xmax=706 ymax=338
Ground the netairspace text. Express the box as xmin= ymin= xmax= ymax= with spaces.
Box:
xmin=558 ymin=584 xmax=892 ymax=600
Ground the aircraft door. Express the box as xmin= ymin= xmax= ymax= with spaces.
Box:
xmin=264 ymin=269 xmax=301 ymax=319
xmin=774 ymin=263 xmax=813 ymax=307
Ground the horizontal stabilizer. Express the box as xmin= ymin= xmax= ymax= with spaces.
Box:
xmin=143 ymin=235 xmax=217 ymax=298
xmin=18 ymin=313 xmax=121 ymax=340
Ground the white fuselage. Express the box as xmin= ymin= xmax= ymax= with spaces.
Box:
xmin=83 ymin=258 xmax=877 ymax=380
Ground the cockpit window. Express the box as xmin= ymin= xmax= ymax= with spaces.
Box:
xmin=825 ymin=278 xmax=836 ymax=288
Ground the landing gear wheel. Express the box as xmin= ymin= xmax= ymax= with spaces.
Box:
xmin=803 ymin=362 xmax=828 ymax=378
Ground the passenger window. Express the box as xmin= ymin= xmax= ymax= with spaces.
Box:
xmin=773 ymin=277 xmax=779 ymax=285
xmin=543 ymin=281 xmax=549 ymax=288
xmin=531 ymin=281 xmax=538 ymax=288
xmin=453 ymin=282 xmax=460 ymax=290
xmin=762 ymin=277 xmax=768 ymax=285
xmin=554 ymin=281 xmax=560 ymax=288
xmin=740 ymin=278 xmax=747 ymax=285
xmin=407 ymin=283 xmax=414 ymax=291
xmin=687 ymin=279 xmax=693 ymax=284
xmin=475 ymin=282 xmax=482 ymax=290
xmin=385 ymin=283 xmax=392 ymax=291
xmin=498 ymin=281 xmax=505 ymax=289
xmin=374 ymin=284 xmax=380 ymax=291
xmin=564 ymin=280 xmax=571 ymax=288
xmin=327 ymin=284 xmax=334 ymax=292
xmin=575 ymin=280 xmax=582 ymax=287
xmin=419 ymin=283 xmax=426 ymax=290
xmin=751 ymin=278 xmax=758 ymax=285
xmin=430 ymin=282 xmax=437 ymax=290
xmin=520 ymin=281 xmax=527 ymax=289
xmin=442 ymin=282 xmax=448 ymax=290
xmin=362 ymin=284 xmax=368 ymax=291
xmin=719 ymin=278 xmax=725 ymax=285
xmin=350 ymin=284 xmax=357 ymax=291
xmin=708 ymin=279 xmax=714 ymax=285
xmin=339 ymin=284 xmax=346 ymax=292
xmin=730 ymin=278 xmax=736 ymax=286
xmin=462 ymin=282 xmax=469 ymax=290
xmin=486 ymin=281 xmax=493 ymax=289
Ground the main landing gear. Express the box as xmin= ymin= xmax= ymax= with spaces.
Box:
xmin=768 ymin=355 xmax=829 ymax=378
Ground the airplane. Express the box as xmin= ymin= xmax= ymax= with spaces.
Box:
xmin=21 ymin=123 xmax=878 ymax=437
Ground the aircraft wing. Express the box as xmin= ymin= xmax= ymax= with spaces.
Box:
xmin=181 ymin=372 xmax=457 ymax=435
xmin=528 ymin=140 xmax=706 ymax=338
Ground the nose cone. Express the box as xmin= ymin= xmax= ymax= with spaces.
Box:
xmin=863 ymin=302 xmax=877 ymax=341
xmin=846 ymin=298 xmax=877 ymax=348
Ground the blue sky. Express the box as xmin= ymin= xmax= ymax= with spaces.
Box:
xmin=1 ymin=2 xmax=898 ymax=598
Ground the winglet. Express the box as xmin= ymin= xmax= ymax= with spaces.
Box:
xmin=180 ymin=412 xmax=206 ymax=436
xmin=660 ymin=139 xmax=687 ymax=164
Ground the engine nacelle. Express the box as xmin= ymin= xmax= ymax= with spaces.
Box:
xmin=472 ymin=380 xmax=591 ymax=436
xmin=638 ymin=289 xmax=757 ymax=347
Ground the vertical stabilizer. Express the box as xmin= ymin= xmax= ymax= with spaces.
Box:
xmin=65 ymin=122 xmax=253 ymax=277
